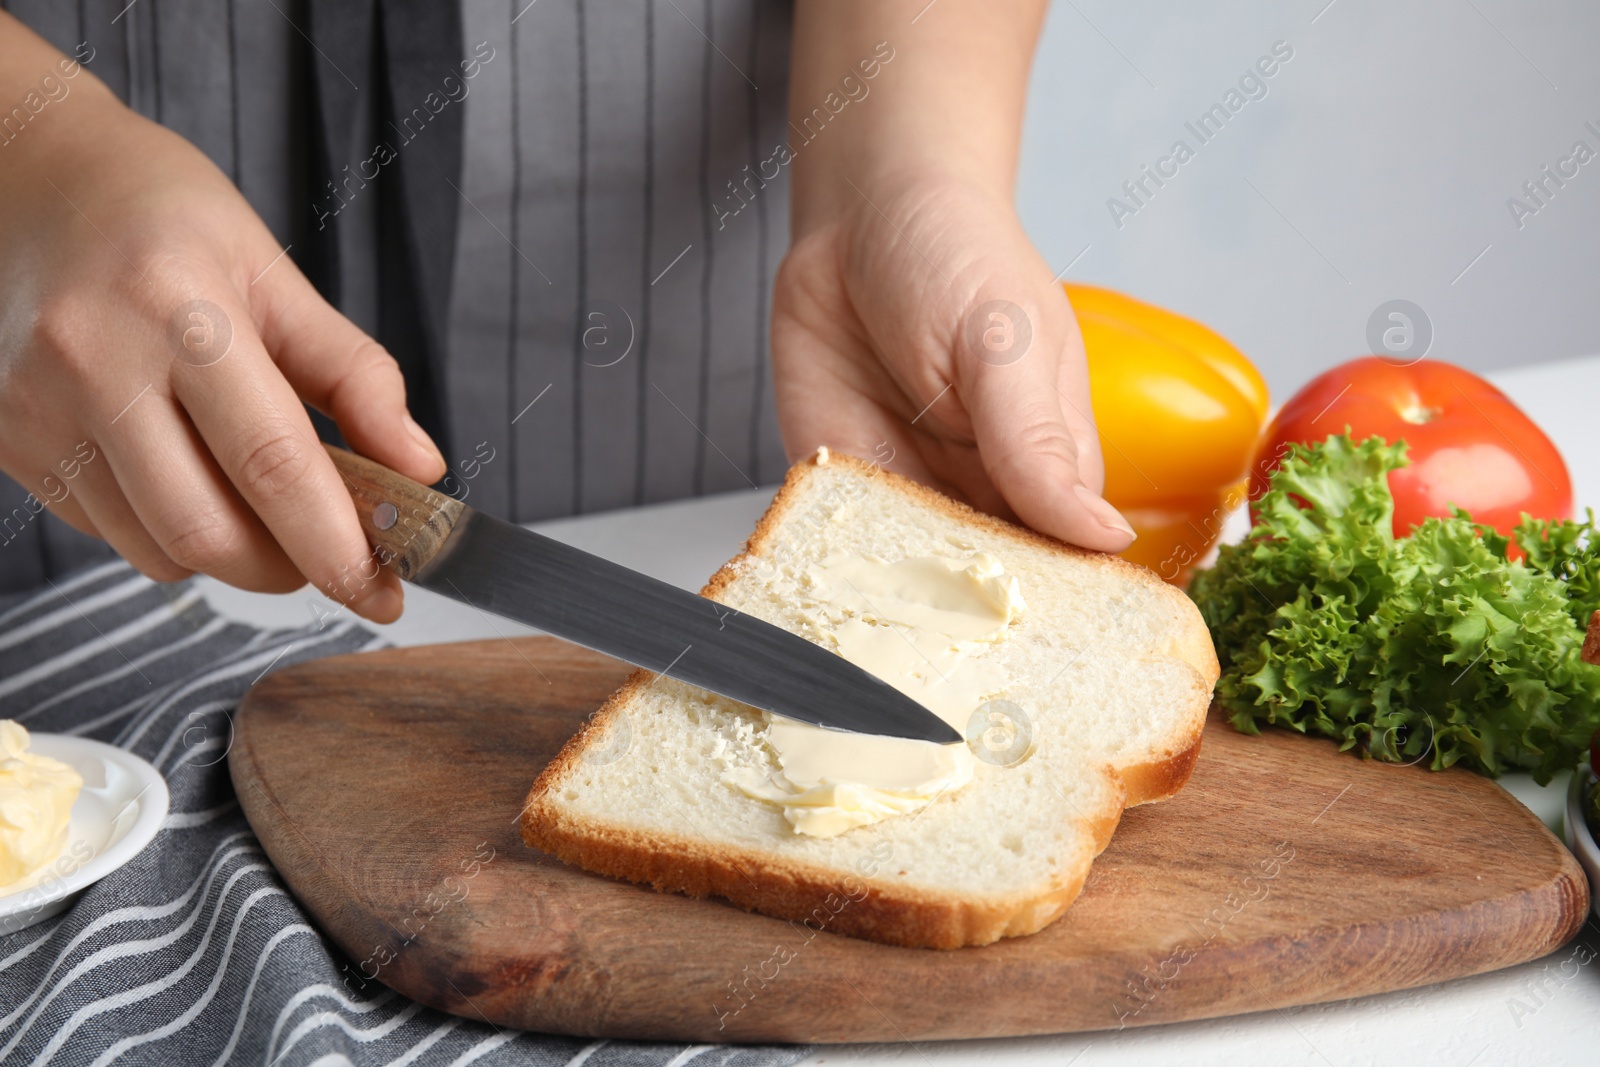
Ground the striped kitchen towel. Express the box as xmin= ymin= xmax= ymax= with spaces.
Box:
xmin=0 ymin=560 xmax=811 ymax=1067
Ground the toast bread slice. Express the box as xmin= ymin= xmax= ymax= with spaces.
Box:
xmin=520 ymin=452 xmax=1218 ymax=948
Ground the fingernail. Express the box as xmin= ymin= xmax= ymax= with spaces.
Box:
xmin=403 ymin=412 xmax=446 ymax=467
xmin=1074 ymin=484 xmax=1137 ymax=540
xmin=355 ymin=582 xmax=402 ymax=623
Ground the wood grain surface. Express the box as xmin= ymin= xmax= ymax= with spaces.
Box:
xmin=323 ymin=445 xmax=465 ymax=581
xmin=230 ymin=637 xmax=1590 ymax=1043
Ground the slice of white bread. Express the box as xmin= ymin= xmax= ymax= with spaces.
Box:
xmin=520 ymin=452 xmax=1218 ymax=949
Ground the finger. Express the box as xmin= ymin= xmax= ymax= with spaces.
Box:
xmin=955 ymin=288 xmax=1135 ymax=553
xmin=37 ymin=493 xmax=100 ymax=542
xmin=60 ymin=456 xmax=193 ymax=583
xmin=168 ymin=295 xmax=405 ymax=623
xmin=255 ymin=262 xmax=447 ymax=485
xmin=6 ymin=470 xmax=104 ymax=544
xmin=1051 ymin=323 xmax=1108 ymax=496
xmin=773 ymin=312 xmax=1034 ymax=515
xmin=774 ymin=365 xmax=1002 ymax=512
xmin=773 ymin=357 xmax=923 ymax=468
xmin=771 ymin=276 xmax=947 ymax=485
xmin=96 ymin=390 xmax=307 ymax=593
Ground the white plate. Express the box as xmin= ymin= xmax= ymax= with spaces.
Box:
xmin=1564 ymin=764 xmax=1600 ymax=922
xmin=0 ymin=735 xmax=169 ymax=935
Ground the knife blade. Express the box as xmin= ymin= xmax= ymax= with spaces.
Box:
xmin=325 ymin=446 xmax=962 ymax=745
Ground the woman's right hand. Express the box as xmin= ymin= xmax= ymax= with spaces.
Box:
xmin=0 ymin=14 xmax=445 ymax=622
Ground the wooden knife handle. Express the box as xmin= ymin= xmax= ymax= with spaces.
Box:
xmin=324 ymin=445 xmax=466 ymax=581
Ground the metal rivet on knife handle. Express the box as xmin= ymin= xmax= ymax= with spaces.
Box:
xmin=324 ymin=445 xmax=466 ymax=581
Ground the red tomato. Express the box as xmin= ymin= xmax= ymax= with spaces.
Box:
xmin=1251 ymin=357 xmax=1572 ymax=539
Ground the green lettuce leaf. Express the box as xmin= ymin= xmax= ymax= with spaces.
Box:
xmin=1189 ymin=434 xmax=1600 ymax=783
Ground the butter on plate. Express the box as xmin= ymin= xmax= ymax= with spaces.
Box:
xmin=0 ymin=719 xmax=83 ymax=888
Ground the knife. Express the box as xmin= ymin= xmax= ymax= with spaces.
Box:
xmin=325 ymin=446 xmax=962 ymax=745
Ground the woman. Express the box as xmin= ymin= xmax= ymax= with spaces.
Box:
xmin=0 ymin=6 xmax=1138 ymax=1061
xmin=0 ymin=0 xmax=1132 ymax=610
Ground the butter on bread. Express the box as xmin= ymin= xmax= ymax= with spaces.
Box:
xmin=519 ymin=451 xmax=1218 ymax=949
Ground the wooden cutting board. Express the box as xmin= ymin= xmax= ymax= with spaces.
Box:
xmin=230 ymin=637 xmax=1589 ymax=1043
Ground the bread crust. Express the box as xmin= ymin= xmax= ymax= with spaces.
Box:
xmin=521 ymin=451 xmax=1218 ymax=949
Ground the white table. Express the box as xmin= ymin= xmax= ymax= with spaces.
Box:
xmin=199 ymin=356 xmax=1600 ymax=1067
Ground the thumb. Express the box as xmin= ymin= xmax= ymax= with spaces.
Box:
xmin=956 ymin=291 xmax=1135 ymax=553
xmin=254 ymin=262 xmax=448 ymax=486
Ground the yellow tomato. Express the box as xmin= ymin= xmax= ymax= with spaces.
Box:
xmin=1065 ymin=283 xmax=1268 ymax=583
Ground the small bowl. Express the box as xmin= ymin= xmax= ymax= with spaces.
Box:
xmin=1564 ymin=764 xmax=1600 ymax=922
xmin=0 ymin=734 xmax=169 ymax=935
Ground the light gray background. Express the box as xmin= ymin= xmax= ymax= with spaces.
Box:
xmin=1015 ymin=0 xmax=1600 ymax=401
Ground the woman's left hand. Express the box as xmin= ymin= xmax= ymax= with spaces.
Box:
xmin=771 ymin=174 xmax=1135 ymax=552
